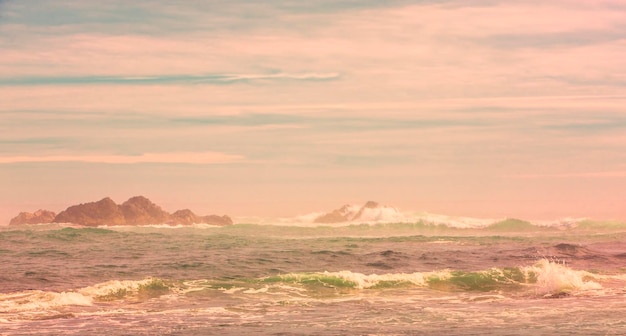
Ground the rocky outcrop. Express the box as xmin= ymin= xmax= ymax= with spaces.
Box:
xmin=9 ymin=209 xmax=57 ymax=225
xmin=54 ymin=197 xmax=126 ymax=226
xmin=313 ymin=204 xmax=355 ymax=223
xmin=352 ymin=201 xmax=380 ymax=220
xmin=168 ymin=209 xmax=233 ymax=226
xmin=120 ymin=196 xmax=170 ymax=225
xmin=9 ymin=196 xmax=233 ymax=226
xmin=313 ymin=201 xmax=403 ymax=224
xmin=170 ymin=209 xmax=198 ymax=225
xmin=197 ymin=214 xmax=233 ymax=226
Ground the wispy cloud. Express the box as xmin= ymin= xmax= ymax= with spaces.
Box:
xmin=479 ymin=27 xmax=626 ymax=49
xmin=0 ymin=72 xmax=340 ymax=86
xmin=0 ymin=152 xmax=244 ymax=164
xmin=513 ymin=171 xmax=626 ymax=178
xmin=170 ymin=113 xmax=488 ymax=131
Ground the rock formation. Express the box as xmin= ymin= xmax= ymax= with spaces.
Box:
xmin=313 ymin=201 xmax=403 ymax=223
xmin=120 ymin=196 xmax=170 ymax=225
xmin=9 ymin=196 xmax=233 ymax=226
xmin=9 ymin=209 xmax=57 ymax=225
xmin=168 ymin=209 xmax=233 ymax=226
xmin=170 ymin=209 xmax=198 ymax=225
xmin=54 ymin=197 xmax=126 ymax=226
xmin=197 ymin=215 xmax=233 ymax=226
xmin=313 ymin=204 xmax=356 ymax=223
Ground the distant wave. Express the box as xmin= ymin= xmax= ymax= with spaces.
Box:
xmin=234 ymin=211 xmax=591 ymax=230
xmin=4 ymin=215 xmax=622 ymax=233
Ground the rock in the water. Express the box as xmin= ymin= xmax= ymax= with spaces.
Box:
xmin=170 ymin=209 xmax=198 ymax=225
xmin=11 ymin=196 xmax=235 ymax=227
xmin=313 ymin=201 xmax=402 ymax=223
xmin=313 ymin=205 xmax=354 ymax=223
xmin=54 ymin=197 xmax=126 ymax=227
xmin=9 ymin=209 xmax=57 ymax=225
xmin=199 ymin=214 xmax=233 ymax=226
xmin=120 ymin=196 xmax=170 ymax=225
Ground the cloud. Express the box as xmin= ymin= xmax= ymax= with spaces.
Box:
xmin=512 ymin=171 xmax=626 ymax=178
xmin=479 ymin=27 xmax=626 ymax=49
xmin=170 ymin=113 xmax=489 ymax=131
xmin=0 ymin=72 xmax=340 ymax=87
xmin=0 ymin=152 xmax=244 ymax=164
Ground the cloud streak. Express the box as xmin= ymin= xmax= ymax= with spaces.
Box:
xmin=0 ymin=152 xmax=244 ymax=164
xmin=513 ymin=171 xmax=626 ymax=178
xmin=0 ymin=72 xmax=340 ymax=86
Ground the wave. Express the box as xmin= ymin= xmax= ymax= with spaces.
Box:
xmin=99 ymin=223 xmax=223 ymax=229
xmin=1 ymin=260 xmax=619 ymax=321
xmin=262 ymin=259 xmax=607 ymax=296
xmin=0 ymin=278 xmax=172 ymax=319
xmin=0 ymin=290 xmax=92 ymax=314
xmin=236 ymin=211 xmax=595 ymax=231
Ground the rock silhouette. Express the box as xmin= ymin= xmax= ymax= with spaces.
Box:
xmin=9 ymin=196 xmax=233 ymax=226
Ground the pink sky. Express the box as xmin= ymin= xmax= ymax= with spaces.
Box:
xmin=1 ymin=0 xmax=626 ymax=224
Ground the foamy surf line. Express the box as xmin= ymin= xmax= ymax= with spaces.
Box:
xmin=0 ymin=278 xmax=174 ymax=319
xmin=1 ymin=259 xmax=622 ymax=322
xmin=263 ymin=259 xmax=612 ymax=296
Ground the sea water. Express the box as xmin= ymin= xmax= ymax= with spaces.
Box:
xmin=1 ymin=220 xmax=626 ymax=335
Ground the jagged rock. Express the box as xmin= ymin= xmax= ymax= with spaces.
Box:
xmin=10 ymin=196 xmax=234 ymax=227
xmin=170 ymin=209 xmax=198 ymax=225
xmin=169 ymin=209 xmax=233 ymax=226
xmin=313 ymin=201 xmax=401 ymax=223
xmin=352 ymin=201 xmax=380 ymax=221
xmin=313 ymin=205 xmax=354 ymax=223
xmin=120 ymin=196 xmax=170 ymax=225
xmin=199 ymin=214 xmax=233 ymax=226
xmin=9 ymin=209 xmax=56 ymax=225
xmin=54 ymin=197 xmax=126 ymax=227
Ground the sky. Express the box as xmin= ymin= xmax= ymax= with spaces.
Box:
xmin=1 ymin=0 xmax=626 ymax=224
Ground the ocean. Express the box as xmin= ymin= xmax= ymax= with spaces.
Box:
xmin=1 ymin=218 xmax=626 ymax=335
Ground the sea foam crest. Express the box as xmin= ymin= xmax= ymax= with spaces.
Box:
xmin=78 ymin=278 xmax=157 ymax=299
xmin=0 ymin=278 xmax=168 ymax=315
xmin=356 ymin=206 xmax=406 ymax=223
xmin=0 ymin=291 xmax=92 ymax=313
xmin=287 ymin=203 xmax=406 ymax=225
xmin=323 ymin=270 xmax=448 ymax=289
xmin=264 ymin=259 xmax=608 ymax=295
xmin=527 ymin=259 xmax=602 ymax=295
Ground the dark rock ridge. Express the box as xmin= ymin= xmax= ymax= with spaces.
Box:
xmin=9 ymin=196 xmax=233 ymax=226
xmin=55 ymin=197 xmax=126 ymax=226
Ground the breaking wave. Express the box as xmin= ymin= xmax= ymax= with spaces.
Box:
xmin=261 ymin=259 xmax=607 ymax=296
xmin=0 ymin=278 xmax=171 ymax=319
xmin=1 ymin=259 xmax=619 ymax=322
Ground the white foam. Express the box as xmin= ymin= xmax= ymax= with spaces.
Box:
xmin=0 ymin=290 xmax=92 ymax=313
xmin=79 ymin=279 xmax=154 ymax=298
xmin=238 ymin=203 xmax=594 ymax=229
xmin=354 ymin=206 xmax=406 ymax=223
xmin=270 ymin=203 xmax=408 ymax=226
xmin=243 ymin=287 xmax=269 ymax=294
xmin=531 ymin=217 xmax=587 ymax=229
xmin=408 ymin=212 xmax=499 ymax=229
xmin=323 ymin=270 xmax=451 ymax=289
xmin=0 ymin=278 xmax=168 ymax=316
xmin=526 ymin=259 xmax=602 ymax=295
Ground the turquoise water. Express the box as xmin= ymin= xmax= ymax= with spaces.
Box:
xmin=1 ymin=222 xmax=626 ymax=335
